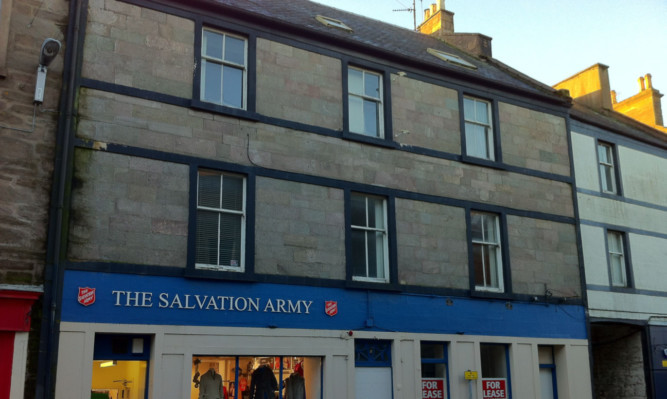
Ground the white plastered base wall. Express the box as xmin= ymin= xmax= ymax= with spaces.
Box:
xmin=55 ymin=322 xmax=592 ymax=399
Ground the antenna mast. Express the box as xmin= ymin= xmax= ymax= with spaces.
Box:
xmin=392 ymin=0 xmax=418 ymax=31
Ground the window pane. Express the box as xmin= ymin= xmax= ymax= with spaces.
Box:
xmin=465 ymin=123 xmax=488 ymax=159
xmin=482 ymin=215 xmax=498 ymax=243
xmin=219 ymin=213 xmax=242 ymax=267
xmin=471 ymin=213 xmax=483 ymax=240
xmin=597 ymin=144 xmax=610 ymax=164
xmin=203 ymin=30 xmax=223 ymax=59
xmin=473 ymin=244 xmax=485 ymax=286
xmin=350 ymin=194 xmax=366 ymax=226
xmin=464 ymin=97 xmax=474 ymax=119
xmin=221 ymin=175 xmax=244 ymax=211
xmin=363 ymin=99 xmax=379 ymax=136
xmin=421 ymin=343 xmax=445 ymax=359
xmin=349 ymin=95 xmax=364 ymax=134
xmin=486 ymin=246 xmax=499 ymax=287
xmin=224 ymin=35 xmax=245 ymax=65
xmin=610 ymin=255 xmax=625 ymax=285
xmin=607 ymin=232 xmax=622 ymax=253
xmin=222 ymin=65 xmax=243 ymax=108
xmin=364 ymin=72 xmax=380 ymax=99
xmin=196 ymin=211 xmax=219 ymax=265
xmin=202 ymin=61 xmax=222 ymax=104
xmin=351 ymin=230 xmax=367 ymax=277
xmin=475 ymin=100 xmax=489 ymax=124
xmin=370 ymin=231 xmax=385 ymax=279
xmin=198 ymin=173 xmax=221 ymax=208
xmin=348 ymin=68 xmax=363 ymax=95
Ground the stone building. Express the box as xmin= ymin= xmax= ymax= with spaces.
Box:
xmin=0 ymin=0 xmax=68 ymax=397
xmin=556 ymin=64 xmax=667 ymax=398
xmin=34 ymin=0 xmax=595 ymax=398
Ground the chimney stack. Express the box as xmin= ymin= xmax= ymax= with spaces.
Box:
xmin=417 ymin=1 xmax=492 ymax=58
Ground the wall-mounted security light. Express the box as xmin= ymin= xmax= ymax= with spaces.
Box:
xmin=34 ymin=38 xmax=61 ymax=104
xmin=99 ymin=360 xmax=117 ymax=368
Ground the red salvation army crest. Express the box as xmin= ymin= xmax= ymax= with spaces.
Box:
xmin=78 ymin=287 xmax=96 ymax=306
xmin=325 ymin=300 xmax=338 ymax=317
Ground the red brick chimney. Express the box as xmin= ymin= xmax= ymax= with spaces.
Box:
xmin=418 ymin=0 xmax=492 ymax=58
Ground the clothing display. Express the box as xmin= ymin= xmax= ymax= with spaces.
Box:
xmin=249 ymin=365 xmax=278 ymax=399
xmin=198 ymin=368 xmax=225 ymax=399
xmin=284 ymin=373 xmax=306 ymax=399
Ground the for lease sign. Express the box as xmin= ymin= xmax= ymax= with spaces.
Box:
xmin=482 ymin=378 xmax=507 ymax=399
xmin=421 ymin=378 xmax=446 ymax=398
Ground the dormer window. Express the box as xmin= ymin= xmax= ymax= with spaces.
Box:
xmin=427 ymin=48 xmax=477 ymax=69
xmin=315 ymin=15 xmax=353 ymax=32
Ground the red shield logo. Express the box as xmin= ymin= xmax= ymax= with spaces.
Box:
xmin=78 ymin=287 xmax=96 ymax=306
xmin=325 ymin=300 xmax=338 ymax=317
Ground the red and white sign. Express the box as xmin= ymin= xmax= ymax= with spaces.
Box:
xmin=324 ymin=300 xmax=337 ymax=316
xmin=421 ymin=378 xmax=445 ymax=398
xmin=78 ymin=287 xmax=96 ymax=306
xmin=482 ymin=378 xmax=507 ymax=399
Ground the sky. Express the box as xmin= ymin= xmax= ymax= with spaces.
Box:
xmin=313 ymin=0 xmax=667 ymax=121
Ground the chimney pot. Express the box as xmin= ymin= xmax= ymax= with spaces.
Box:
xmin=611 ymin=90 xmax=617 ymax=104
xmin=431 ymin=3 xmax=437 ymax=14
xmin=639 ymin=76 xmax=645 ymax=91
xmin=645 ymin=73 xmax=653 ymax=89
xmin=424 ymin=8 xmax=431 ymax=20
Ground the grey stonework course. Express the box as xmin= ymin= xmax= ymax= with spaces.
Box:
xmin=69 ymin=149 xmax=189 ymax=267
xmin=255 ymin=177 xmax=345 ymax=279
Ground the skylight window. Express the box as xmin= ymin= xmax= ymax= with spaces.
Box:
xmin=427 ymin=48 xmax=477 ymax=69
xmin=315 ymin=15 xmax=353 ymax=32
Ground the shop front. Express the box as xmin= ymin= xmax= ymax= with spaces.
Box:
xmin=55 ymin=270 xmax=592 ymax=398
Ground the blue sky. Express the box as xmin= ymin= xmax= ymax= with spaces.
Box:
xmin=313 ymin=0 xmax=667 ymax=121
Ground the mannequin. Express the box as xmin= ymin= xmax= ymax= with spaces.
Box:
xmin=198 ymin=367 xmax=227 ymax=399
xmin=249 ymin=364 xmax=278 ymax=399
xmin=284 ymin=362 xmax=305 ymax=399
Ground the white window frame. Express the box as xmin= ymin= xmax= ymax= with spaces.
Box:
xmin=464 ymin=96 xmax=494 ymax=161
xmin=348 ymin=67 xmax=384 ymax=138
xmin=471 ymin=211 xmax=504 ymax=292
xmin=597 ymin=142 xmax=618 ymax=194
xmin=607 ymin=230 xmax=627 ymax=287
xmin=195 ymin=170 xmax=246 ymax=271
xmin=200 ymin=28 xmax=248 ymax=109
xmin=350 ymin=193 xmax=390 ymax=283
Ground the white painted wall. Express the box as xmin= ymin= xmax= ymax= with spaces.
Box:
xmin=55 ymin=322 xmax=592 ymax=399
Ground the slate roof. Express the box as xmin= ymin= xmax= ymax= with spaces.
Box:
xmin=202 ymin=0 xmax=566 ymax=103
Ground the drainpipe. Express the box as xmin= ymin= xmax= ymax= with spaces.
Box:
xmin=35 ymin=0 xmax=85 ymax=397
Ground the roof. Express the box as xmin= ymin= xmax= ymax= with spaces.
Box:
xmin=192 ymin=0 xmax=566 ymax=104
xmin=570 ymin=102 xmax=667 ymax=150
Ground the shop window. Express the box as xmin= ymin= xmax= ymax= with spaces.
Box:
xmin=354 ymin=340 xmax=392 ymax=399
xmin=480 ymin=344 xmax=509 ymax=399
xmin=92 ymin=334 xmax=151 ymax=399
xmin=538 ymin=346 xmax=558 ymax=399
xmin=196 ymin=170 xmax=246 ymax=271
xmin=420 ymin=342 xmax=449 ymax=399
xmin=191 ymin=355 xmax=321 ymax=399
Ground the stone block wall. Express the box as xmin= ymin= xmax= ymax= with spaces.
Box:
xmin=83 ymin=0 xmax=194 ymax=97
xmin=256 ymin=38 xmax=342 ymax=131
xmin=396 ymin=199 xmax=468 ymax=288
xmin=0 ymin=0 xmax=68 ymax=285
xmin=507 ymin=216 xmax=580 ymax=297
xmin=499 ymin=102 xmax=570 ymax=176
xmin=68 ymin=149 xmax=189 ymax=266
xmin=391 ymin=75 xmax=461 ymax=153
xmin=255 ymin=177 xmax=345 ymax=278
xmin=593 ymin=326 xmax=647 ymax=399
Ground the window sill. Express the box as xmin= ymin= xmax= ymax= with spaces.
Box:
xmin=346 ymin=279 xmax=401 ymax=292
xmin=342 ymin=130 xmax=398 ymax=149
xmin=185 ymin=266 xmax=256 ymax=282
xmin=460 ymin=155 xmax=504 ymax=170
xmin=190 ymin=99 xmax=259 ymax=122
xmin=470 ymin=289 xmax=511 ymax=300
